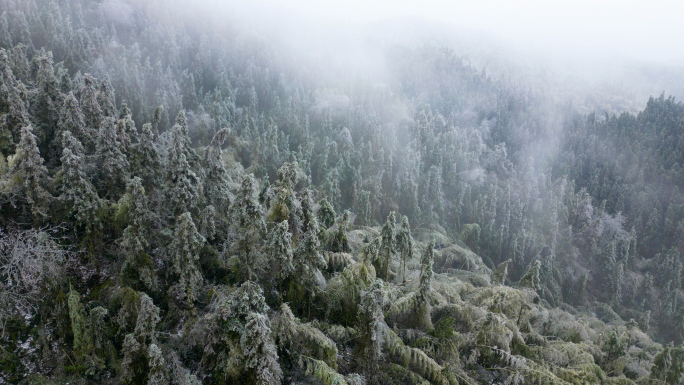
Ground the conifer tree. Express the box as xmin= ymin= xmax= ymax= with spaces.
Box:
xmin=221 ymin=281 xmax=282 ymax=385
xmin=8 ymin=124 xmax=52 ymax=218
xmin=116 ymin=102 xmax=137 ymax=152
xmin=132 ymin=123 xmax=162 ymax=193
xmin=120 ymin=177 xmax=157 ymax=291
xmin=166 ymin=120 xmax=201 ymax=216
xmin=147 ymin=343 xmax=169 ymax=385
xmin=317 ymin=197 xmax=336 ymax=229
xmin=121 ymin=293 xmax=161 ymax=385
xmin=229 ymin=174 xmax=266 ymax=282
xmin=396 ymin=215 xmax=414 ymax=283
xmin=199 ymin=205 xmax=217 ymax=241
xmin=59 ymin=131 xmax=102 ymax=239
xmin=242 ymin=312 xmax=283 ymax=385
xmin=293 ymin=211 xmax=327 ymax=316
xmin=31 ymin=51 xmax=63 ymax=162
xmin=379 ymin=211 xmax=397 ymax=281
xmin=419 ymin=240 xmax=435 ymax=298
xmin=265 ymin=220 xmax=294 ymax=304
xmin=58 ymin=92 xmax=92 ymax=152
xmin=169 ymin=212 xmax=204 ymax=307
xmin=415 ymin=240 xmax=435 ymax=330
xmin=519 ymin=260 xmax=541 ymax=291
xmin=94 ymin=116 xmax=129 ymax=198
xmin=356 ymin=280 xmax=385 ymax=381
xmin=650 ymin=345 xmax=684 ymax=384
xmin=299 ymin=188 xmax=317 ymax=236
xmin=98 ymin=79 xmax=117 ymax=119
xmin=203 ymin=127 xmax=232 ymax=214
xmin=269 ymin=161 xmax=302 ymax=231
xmin=0 ymin=49 xmax=29 ymax=156
xmin=78 ymin=74 xmax=102 ymax=130
xmin=491 ymin=259 xmax=510 ymax=286
xmin=330 ymin=210 xmax=351 ymax=253
xmin=0 ymin=12 xmax=11 ymax=48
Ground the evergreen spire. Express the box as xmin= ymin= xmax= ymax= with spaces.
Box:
xmin=380 ymin=211 xmax=397 ymax=281
xmin=9 ymin=124 xmax=52 ymax=218
xmin=94 ymin=116 xmax=129 ymax=198
xmin=230 ymin=174 xmax=266 ymax=282
xmin=169 ymin=212 xmax=204 ymax=307
xmin=396 ymin=215 xmax=414 ymax=284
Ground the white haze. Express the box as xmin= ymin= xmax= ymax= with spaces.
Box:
xmin=188 ymin=0 xmax=684 ymax=111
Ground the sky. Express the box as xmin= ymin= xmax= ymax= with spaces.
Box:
xmin=214 ymin=0 xmax=684 ymax=65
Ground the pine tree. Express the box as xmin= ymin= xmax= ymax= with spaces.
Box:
xmin=169 ymin=212 xmax=204 ymax=307
xmin=58 ymin=92 xmax=92 ymax=152
xmin=121 ymin=293 xmax=161 ymax=385
xmin=78 ymin=74 xmax=102 ymax=130
xmin=59 ymin=131 xmax=102 ymax=239
xmin=199 ymin=205 xmax=217 ymax=241
xmin=396 ymin=215 xmax=414 ymax=284
xmin=8 ymin=124 xmax=53 ymax=218
xmin=203 ymin=127 xmax=232 ymax=214
xmin=120 ymin=177 xmax=157 ymax=291
xmin=330 ymin=210 xmax=351 ymax=253
xmin=491 ymin=259 xmax=510 ymax=286
xmin=269 ymin=161 xmax=302 ymax=232
xmin=519 ymin=260 xmax=541 ymax=291
xmin=166 ymin=120 xmax=201 ymax=216
xmin=317 ymin=197 xmax=336 ymax=229
xmin=229 ymin=174 xmax=266 ymax=282
xmin=31 ymin=51 xmax=63 ymax=163
xmin=379 ymin=211 xmax=397 ymax=281
xmin=0 ymin=12 xmax=11 ymax=48
xmin=0 ymin=49 xmax=29 ymax=156
xmin=116 ymin=102 xmax=138 ymax=152
xmin=221 ymin=282 xmax=282 ymax=385
xmin=356 ymin=279 xmax=385 ymax=381
xmin=94 ymin=116 xmax=129 ymax=198
xmin=147 ymin=343 xmax=169 ymax=385
xmin=132 ymin=123 xmax=162 ymax=193
xmin=419 ymin=240 xmax=435 ymax=298
xmin=299 ymin=188 xmax=317 ymax=236
xmin=242 ymin=312 xmax=283 ymax=385
xmin=265 ymin=220 xmax=294 ymax=304
xmin=98 ymin=79 xmax=117 ymax=119
xmin=650 ymin=345 xmax=684 ymax=384
xmin=293 ymin=211 xmax=327 ymax=316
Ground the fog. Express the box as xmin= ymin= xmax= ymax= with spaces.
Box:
xmin=252 ymin=0 xmax=684 ymax=64
xmin=189 ymin=0 xmax=684 ymax=111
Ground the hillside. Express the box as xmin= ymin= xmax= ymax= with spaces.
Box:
xmin=1 ymin=1 xmax=684 ymax=384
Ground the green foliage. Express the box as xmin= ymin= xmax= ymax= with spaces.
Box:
xmin=491 ymin=259 xmax=510 ymax=286
xmin=230 ymin=174 xmax=266 ymax=282
xmin=650 ymin=345 xmax=684 ymax=384
xmin=7 ymin=124 xmax=52 ymax=218
xmin=519 ymin=260 xmax=541 ymax=291
xmin=397 ymin=215 xmax=414 ymax=283
xmin=0 ymin=2 xmax=679 ymax=384
xmin=169 ymin=212 xmax=205 ymax=307
xmin=318 ymin=198 xmax=336 ymax=229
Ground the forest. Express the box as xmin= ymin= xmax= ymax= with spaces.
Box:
xmin=1 ymin=0 xmax=684 ymax=384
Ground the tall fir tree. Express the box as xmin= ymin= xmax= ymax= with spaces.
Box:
xmin=396 ymin=215 xmax=414 ymax=283
xmin=8 ymin=124 xmax=52 ymax=219
xmin=166 ymin=119 xmax=201 ymax=216
xmin=169 ymin=212 xmax=205 ymax=308
xmin=94 ymin=116 xmax=129 ymax=198
xmin=229 ymin=174 xmax=266 ymax=282
xmin=59 ymin=131 xmax=102 ymax=240
xmin=379 ymin=211 xmax=397 ymax=281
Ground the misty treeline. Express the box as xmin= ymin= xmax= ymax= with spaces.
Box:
xmin=1 ymin=0 xmax=684 ymax=384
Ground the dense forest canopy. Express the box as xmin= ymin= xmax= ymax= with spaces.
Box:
xmin=1 ymin=0 xmax=684 ymax=384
